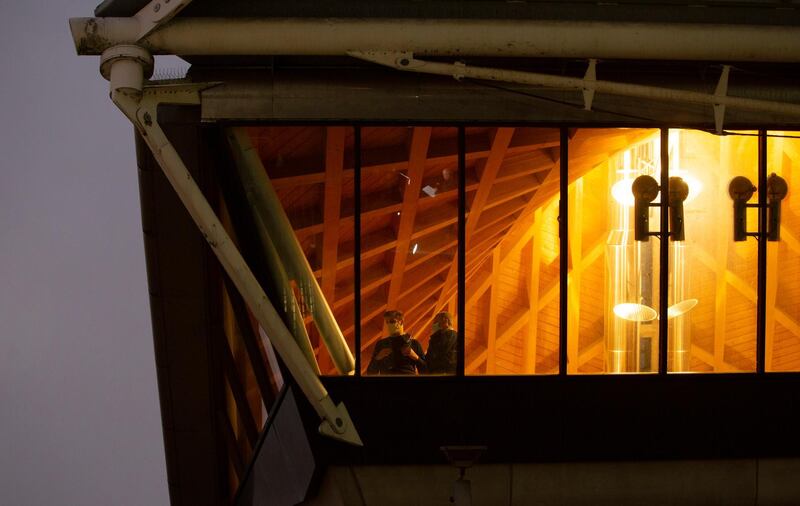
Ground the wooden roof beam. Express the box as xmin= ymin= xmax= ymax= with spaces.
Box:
xmin=436 ymin=128 xmax=515 ymax=308
xmin=266 ymin=128 xmax=558 ymax=191
xmin=387 ymin=127 xmax=433 ymax=308
xmin=321 ymin=127 xmax=346 ymax=300
xmin=268 ymin=129 xmax=491 ymax=190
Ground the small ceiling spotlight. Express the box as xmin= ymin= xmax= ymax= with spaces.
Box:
xmin=728 ymin=176 xmax=757 ymax=242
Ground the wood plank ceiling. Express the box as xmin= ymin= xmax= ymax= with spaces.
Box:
xmin=244 ymin=126 xmax=800 ymax=374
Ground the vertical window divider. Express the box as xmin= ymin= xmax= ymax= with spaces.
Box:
xmin=457 ymin=126 xmax=466 ymax=377
xmin=559 ymin=128 xmax=568 ymax=376
xmin=354 ymin=126 xmax=362 ymax=377
xmin=757 ymin=129 xmax=768 ymax=374
xmin=658 ymin=128 xmax=670 ymax=375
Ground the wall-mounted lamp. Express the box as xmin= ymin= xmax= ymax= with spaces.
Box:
xmin=728 ymin=176 xmax=757 ymax=242
xmin=767 ymin=173 xmax=788 ymax=241
xmin=632 ymin=175 xmax=660 ymax=241
xmin=668 ymin=176 xmax=689 ymax=241
xmin=728 ymin=173 xmax=788 ymax=242
xmin=632 ymin=175 xmax=689 ymax=242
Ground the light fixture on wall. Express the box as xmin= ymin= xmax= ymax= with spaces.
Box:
xmin=632 ymin=175 xmax=660 ymax=241
xmin=441 ymin=446 xmax=485 ymax=506
xmin=668 ymin=176 xmax=689 ymax=241
xmin=730 ymin=173 xmax=789 ymax=241
xmin=632 ymin=175 xmax=691 ymax=241
xmin=729 ymin=175 xmax=757 ymax=241
xmin=767 ymin=173 xmax=788 ymax=241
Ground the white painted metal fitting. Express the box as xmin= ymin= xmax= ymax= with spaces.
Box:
xmin=100 ymin=44 xmax=154 ymax=98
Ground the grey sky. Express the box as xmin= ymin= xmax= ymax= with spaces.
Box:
xmin=0 ymin=2 xmax=183 ymax=504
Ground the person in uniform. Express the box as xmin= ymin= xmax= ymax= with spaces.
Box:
xmin=425 ymin=311 xmax=457 ymax=375
xmin=366 ymin=310 xmax=426 ymax=375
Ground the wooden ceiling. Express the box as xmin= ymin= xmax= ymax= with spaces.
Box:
xmin=244 ymin=126 xmax=800 ymax=375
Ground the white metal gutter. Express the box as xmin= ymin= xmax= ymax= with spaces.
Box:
xmin=70 ymin=17 xmax=800 ymax=62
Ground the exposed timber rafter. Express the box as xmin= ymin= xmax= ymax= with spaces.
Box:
xmin=319 ymin=126 xmax=347 ymax=372
xmin=386 ymin=127 xmax=432 ymax=309
xmin=436 ymin=128 xmax=515 ymax=310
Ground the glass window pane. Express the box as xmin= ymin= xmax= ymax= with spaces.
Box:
xmin=766 ymin=132 xmax=800 ymax=372
xmin=669 ymin=130 xmax=758 ymax=373
xmin=360 ymin=127 xmax=459 ymax=375
xmin=243 ymin=126 xmax=356 ymax=376
xmin=465 ymin=127 xmax=561 ymax=375
xmin=567 ymin=129 xmax=660 ymax=374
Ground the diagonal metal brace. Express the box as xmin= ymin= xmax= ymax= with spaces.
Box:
xmin=134 ymin=0 xmax=195 ymax=40
xmin=111 ymin=80 xmax=362 ymax=446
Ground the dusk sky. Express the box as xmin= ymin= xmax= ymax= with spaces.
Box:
xmin=1 ymin=2 xmax=184 ymax=504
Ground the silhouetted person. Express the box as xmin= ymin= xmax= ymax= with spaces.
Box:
xmin=425 ymin=312 xmax=457 ymax=375
xmin=366 ymin=310 xmax=426 ymax=375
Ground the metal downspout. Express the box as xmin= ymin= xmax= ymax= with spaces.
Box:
xmin=100 ymin=44 xmax=361 ymax=446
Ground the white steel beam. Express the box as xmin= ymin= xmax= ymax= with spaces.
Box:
xmin=70 ymin=17 xmax=800 ymax=62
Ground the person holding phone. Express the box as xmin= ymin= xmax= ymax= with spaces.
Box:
xmin=366 ymin=310 xmax=426 ymax=375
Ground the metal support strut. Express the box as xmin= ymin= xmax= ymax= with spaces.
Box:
xmin=99 ymin=44 xmax=362 ymax=446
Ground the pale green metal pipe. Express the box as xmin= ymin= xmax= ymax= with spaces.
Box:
xmin=252 ymin=212 xmax=321 ymax=375
xmin=226 ymin=128 xmax=356 ymax=375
